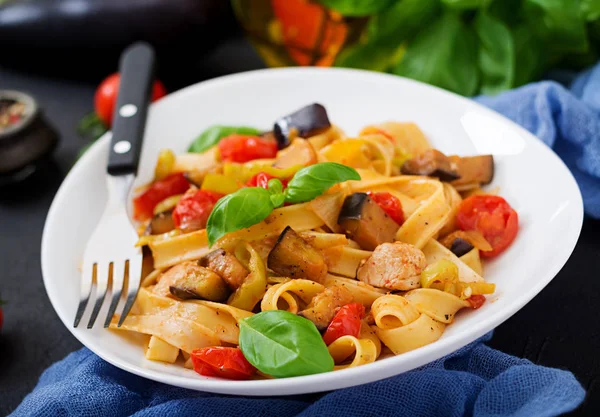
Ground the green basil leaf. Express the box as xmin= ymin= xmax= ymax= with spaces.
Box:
xmin=581 ymin=0 xmax=600 ymax=21
xmin=239 ymin=310 xmax=334 ymax=378
xmin=334 ymin=42 xmax=405 ymax=71
xmin=188 ymin=125 xmax=260 ymax=153
xmin=284 ymin=162 xmax=360 ymax=204
xmin=267 ymin=178 xmax=285 ymax=208
xmin=512 ymin=24 xmax=546 ymax=87
xmin=474 ymin=12 xmax=515 ymax=95
xmin=366 ymin=0 xmax=441 ymax=43
xmin=393 ymin=12 xmax=480 ymax=96
xmin=522 ymin=0 xmax=588 ymax=53
xmin=441 ymin=0 xmax=490 ymax=9
xmin=317 ymin=0 xmax=395 ymax=16
xmin=206 ymin=187 xmax=274 ymax=246
xmin=487 ymin=0 xmax=522 ymax=27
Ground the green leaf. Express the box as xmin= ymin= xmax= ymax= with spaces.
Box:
xmin=581 ymin=0 xmax=600 ymax=21
xmin=317 ymin=0 xmax=395 ymax=16
xmin=206 ymin=187 xmax=274 ymax=246
xmin=441 ymin=0 xmax=490 ymax=9
xmin=188 ymin=126 xmax=261 ymax=153
xmin=393 ymin=12 xmax=480 ymax=96
xmin=474 ymin=12 xmax=515 ymax=95
xmin=284 ymin=162 xmax=360 ymax=204
xmin=366 ymin=0 xmax=441 ymax=43
xmin=522 ymin=0 xmax=588 ymax=53
xmin=487 ymin=0 xmax=523 ymax=27
xmin=512 ymin=24 xmax=546 ymax=87
xmin=334 ymin=42 xmax=405 ymax=72
xmin=239 ymin=310 xmax=334 ymax=378
xmin=267 ymin=178 xmax=285 ymax=208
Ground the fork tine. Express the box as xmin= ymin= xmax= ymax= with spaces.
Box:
xmin=117 ymin=255 xmax=142 ymax=327
xmin=104 ymin=261 xmax=125 ymax=328
xmin=87 ymin=262 xmax=111 ymax=329
xmin=74 ymin=262 xmax=95 ymax=328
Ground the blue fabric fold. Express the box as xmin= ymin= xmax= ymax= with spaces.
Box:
xmin=13 ymin=62 xmax=600 ymax=417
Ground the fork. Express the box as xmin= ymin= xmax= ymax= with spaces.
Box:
xmin=74 ymin=42 xmax=156 ymax=329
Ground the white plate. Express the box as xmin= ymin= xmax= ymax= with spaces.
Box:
xmin=41 ymin=68 xmax=583 ymax=396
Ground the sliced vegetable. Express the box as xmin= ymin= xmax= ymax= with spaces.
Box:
xmin=153 ymin=194 xmax=183 ymax=216
xmin=201 ymin=173 xmax=241 ymax=195
xmin=154 ymin=149 xmax=176 ymax=180
xmin=450 ymin=155 xmax=494 ymax=186
xmin=228 ymin=242 xmax=267 ymax=311
xmin=449 ymin=238 xmax=475 ymax=258
xmin=337 ymin=192 xmax=399 ymax=250
xmin=420 ymin=259 xmax=459 ymax=290
xmin=172 ymin=189 xmax=224 ymax=233
xmin=466 ymin=294 xmax=486 ymax=309
xmin=273 ymin=103 xmax=331 ymax=149
xmin=200 ymin=249 xmax=248 ymax=290
xmin=439 ymin=229 xmax=493 ymax=253
xmin=246 ymin=172 xmax=289 ymax=189
xmin=149 ymin=211 xmax=176 ymax=235
xmin=267 ymin=226 xmax=328 ymax=283
xmin=218 ymin=134 xmax=278 ymax=163
xmin=273 ymin=138 xmax=318 ymax=169
xmin=188 ymin=126 xmax=261 ymax=154
xmin=191 ymin=347 xmax=256 ymax=380
xmin=167 ymin=265 xmax=230 ymax=302
xmin=366 ymin=191 xmax=405 ymax=225
xmin=322 ymin=302 xmax=365 ymax=345
xmin=239 ymin=310 xmax=334 ymax=378
xmin=401 ymin=149 xmax=460 ymax=181
xmin=456 ymin=195 xmax=518 ymax=258
xmin=133 ymin=173 xmax=190 ymax=221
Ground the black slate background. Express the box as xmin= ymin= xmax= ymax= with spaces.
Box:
xmin=1 ymin=37 xmax=599 ymax=417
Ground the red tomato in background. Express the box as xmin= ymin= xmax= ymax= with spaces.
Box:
xmin=467 ymin=295 xmax=486 ymax=309
xmin=95 ymin=73 xmax=167 ymax=126
xmin=367 ymin=191 xmax=405 ymax=225
xmin=456 ymin=195 xmax=518 ymax=258
xmin=246 ymin=172 xmax=289 ymax=189
xmin=218 ymin=135 xmax=278 ymax=163
xmin=322 ymin=303 xmax=365 ymax=346
xmin=133 ymin=173 xmax=190 ymax=221
xmin=191 ymin=347 xmax=256 ymax=380
xmin=172 ymin=189 xmax=224 ymax=232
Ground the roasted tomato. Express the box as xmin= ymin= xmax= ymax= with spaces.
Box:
xmin=218 ymin=135 xmax=278 ymax=163
xmin=133 ymin=173 xmax=190 ymax=221
xmin=191 ymin=347 xmax=256 ymax=380
xmin=172 ymin=189 xmax=224 ymax=232
xmin=246 ymin=172 xmax=289 ymax=189
xmin=466 ymin=295 xmax=486 ymax=309
xmin=456 ymin=195 xmax=518 ymax=258
xmin=366 ymin=191 xmax=405 ymax=225
xmin=322 ymin=303 xmax=365 ymax=345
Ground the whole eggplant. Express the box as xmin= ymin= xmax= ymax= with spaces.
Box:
xmin=0 ymin=0 xmax=237 ymax=83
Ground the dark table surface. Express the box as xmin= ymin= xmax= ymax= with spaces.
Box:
xmin=1 ymin=37 xmax=599 ymax=417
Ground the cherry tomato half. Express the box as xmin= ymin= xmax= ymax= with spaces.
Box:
xmin=133 ymin=173 xmax=190 ymax=221
xmin=246 ymin=172 xmax=289 ymax=189
xmin=191 ymin=347 xmax=256 ymax=380
xmin=172 ymin=189 xmax=224 ymax=232
xmin=367 ymin=191 xmax=405 ymax=225
xmin=218 ymin=135 xmax=278 ymax=163
xmin=466 ymin=295 xmax=486 ymax=309
xmin=95 ymin=73 xmax=167 ymax=126
xmin=456 ymin=195 xmax=518 ymax=258
xmin=322 ymin=303 xmax=365 ymax=346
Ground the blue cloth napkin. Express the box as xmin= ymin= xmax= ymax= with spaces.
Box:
xmin=13 ymin=63 xmax=600 ymax=417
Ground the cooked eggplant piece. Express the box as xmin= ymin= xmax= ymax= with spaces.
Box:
xmin=273 ymin=103 xmax=331 ymax=149
xmin=449 ymin=155 xmax=494 ymax=186
xmin=449 ymin=238 xmax=475 ymax=257
xmin=199 ymin=249 xmax=248 ymax=290
xmin=267 ymin=226 xmax=328 ymax=282
xmin=401 ymin=149 xmax=460 ymax=181
xmin=154 ymin=261 xmax=230 ymax=302
xmin=149 ymin=211 xmax=176 ymax=235
xmin=337 ymin=193 xmax=400 ymax=251
xmin=298 ymin=285 xmax=354 ymax=330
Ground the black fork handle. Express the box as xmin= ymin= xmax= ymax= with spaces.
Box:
xmin=107 ymin=42 xmax=156 ymax=176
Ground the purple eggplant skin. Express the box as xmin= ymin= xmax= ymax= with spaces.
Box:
xmin=0 ymin=0 xmax=236 ymax=82
xmin=273 ymin=103 xmax=331 ymax=149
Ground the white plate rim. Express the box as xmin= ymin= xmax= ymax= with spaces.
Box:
xmin=41 ymin=67 xmax=584 ymax=396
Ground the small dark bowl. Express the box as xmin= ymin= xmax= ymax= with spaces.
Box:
xmin=0 ymin=90 xmax=59 ymax=186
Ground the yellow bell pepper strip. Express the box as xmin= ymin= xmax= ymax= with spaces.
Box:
xmin=227 ymin=242 xmax=267 ymax=311
xmin=201 ymin=173 xmax=241 ymax=195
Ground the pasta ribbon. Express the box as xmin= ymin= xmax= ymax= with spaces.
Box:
xmin=371 ymin=294 xmax=446 ymax=355
xmin=360 ymin=321 xmax=382 ymax=358
xmin=324 ymin=275 xmax=386 ymax=306
xmin=422 ymin=239 xmax=483 ymax=283
xmin=261 ymin=279 xmax=326 ymax=313
xmin=323 ymin=246 xmax=372 ymax=278
xmin=328 ymin=336 xmax=378 ymax=370
xmin=403 ymin=288 xmax=469 ymax=324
